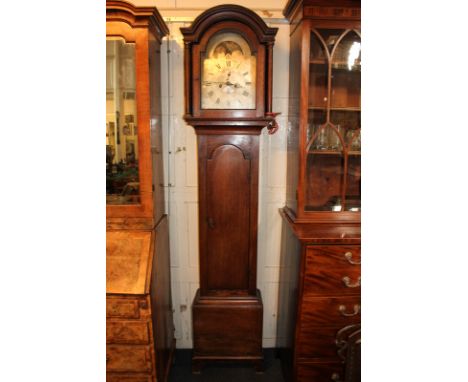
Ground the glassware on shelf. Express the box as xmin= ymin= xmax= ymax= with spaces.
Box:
xmin=314 ymin=126 xmax=328 ymax=150
xmin=345 ymin=128 xmax=361 ymax=151
xmin=328 ymin=124 xmax=342 ymax=150
xmin=345 ymin=128 xmax=354 ymax=145
xmin=332 ymin=197 xmax=342 ymax=212
xmin=352 ymin=131 xmax=361 ymax=151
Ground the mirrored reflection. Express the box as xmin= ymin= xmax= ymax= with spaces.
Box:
xmin=106 ymin=38 xmax=140 ymax=205
xmin=331 ymin=31 xmax=361 ymax=109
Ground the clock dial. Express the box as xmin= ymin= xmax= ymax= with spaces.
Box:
xmin=201 ymin=33 xmax=256 ymax=109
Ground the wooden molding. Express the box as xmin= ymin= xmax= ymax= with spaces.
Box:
xmin=180 ymin=4 xmax=277 ymax=44
xmin=106 ymin=0 xmax=169 ymax=40
xmin=283 ymin=0 xmax=361 ymax=22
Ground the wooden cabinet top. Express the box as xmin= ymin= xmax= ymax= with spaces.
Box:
xmin=106 ymin=230 xmax=153 ymax=295
xmin=283 ymin=0 xmax=360 ymax=22
xmin=280 ymin=208 xmax=360 ymax=244
xmin=106 ymin=0 xmax=169 ymax=39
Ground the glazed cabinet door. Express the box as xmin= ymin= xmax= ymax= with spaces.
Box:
xmin=305 ymin=29 xmax=361 ymax=213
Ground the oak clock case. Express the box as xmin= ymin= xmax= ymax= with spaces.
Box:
xmin=106 ymin=2 xmax=175 ymax=382
xmin=277 ymin=1 xmax=361 ymax=382
xmin=181 ymin=5 xmax=278 ymax=372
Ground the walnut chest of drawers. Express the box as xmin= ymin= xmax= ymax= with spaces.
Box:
xmin=106 ymin=218 xmax=174 ymax=382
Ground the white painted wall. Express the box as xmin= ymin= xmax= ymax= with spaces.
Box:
xmin=129 ymin=0 xmax=289 ymax=349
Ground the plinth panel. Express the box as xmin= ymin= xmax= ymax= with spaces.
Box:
xmin=192 ymin=289 xmax=263 ymax=361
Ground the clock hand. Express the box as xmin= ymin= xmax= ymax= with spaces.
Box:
xmin=203 ymin=81 xmax=225 ymax=86
xmin=225 ymin=81 xmax=244 ymax=88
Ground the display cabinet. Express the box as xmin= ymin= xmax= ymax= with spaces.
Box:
xmin=278 ymin=1 xmax=361 ymax=381
xmin=283 ymin=0 xmax=361 ymax=223
xmin=106 ymin=2 xmax=174 ymax=382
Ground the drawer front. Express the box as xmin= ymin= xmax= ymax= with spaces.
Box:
xmin=107 ymin=375 xmax=152 ymax=382
xmin=106 ymin=345 xmax=153 ymax=373
xmin=297 ymin=326 xmax=344 ymax=360
xmin=296 ymin=362 xmax=344 ymax=382
xmin=304 ymin=246 xmax=361 ymax=296
xmin=301 ymin=296 xmax=361 ymax=326
xmin=107 ymin=321 xmax=150 ymax=344
xmin=106 ymin=299 xmax=140 ymax=319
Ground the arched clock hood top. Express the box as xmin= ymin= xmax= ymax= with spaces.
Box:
xmin=180 ymin=4 xmax=278 ymax=44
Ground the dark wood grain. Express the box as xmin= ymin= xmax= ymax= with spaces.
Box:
xmin=297 ymin=325 xmax=351 ymax=360
xmin=206 ymin=144 xmax=250 ymax=291
xmin=300 ymin=296 xmax=360 ymax=326
xmin=303 ymin=246 xmax=361 ymax=296
xmin=296 ymin=361 xmax=344 ymax=382
xmin=193 ymin=292 xmax=263 ymax=358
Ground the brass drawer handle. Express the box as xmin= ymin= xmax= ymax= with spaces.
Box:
xmin=331 ymin=373 xmax=343 ymax=381
xmin=339 ymin=304 xmax=360 ymax=317
xmin=344 ymin=251 xmax=360 ymax=265
xmin=342 ymin=276 xmax=361 ymax=288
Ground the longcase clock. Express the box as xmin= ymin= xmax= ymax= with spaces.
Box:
xmin=181 ymin=5 xmax=278 ymax=372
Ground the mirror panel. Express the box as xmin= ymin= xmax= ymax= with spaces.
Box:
xmin=106 ymin=38 xmax=140 ymax=205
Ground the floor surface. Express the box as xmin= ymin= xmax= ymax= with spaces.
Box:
xmin=168 ymin=349 xmax=285 ymax=382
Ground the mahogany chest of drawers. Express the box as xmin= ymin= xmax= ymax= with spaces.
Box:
xmin=277 ymin=211 xmax=361 ymax=382
xmin=296 ymin=245 xmax=360 ymax=381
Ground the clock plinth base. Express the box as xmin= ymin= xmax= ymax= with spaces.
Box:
xmin=192 ymin=289 xmax=263 ymax=372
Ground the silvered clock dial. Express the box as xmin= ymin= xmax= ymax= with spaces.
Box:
xmin=201 ymin=32 xmax=256 ymax=109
